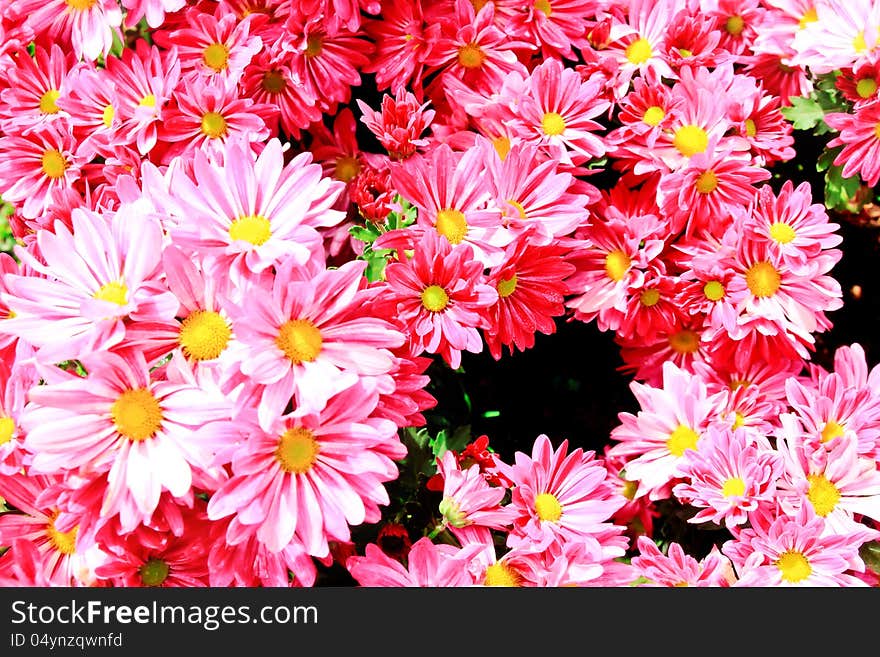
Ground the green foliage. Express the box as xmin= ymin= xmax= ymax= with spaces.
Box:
xmin=860 ymin=540 xmax=880 ymax=576
xmin=349 ymin=195 xmax=417 ymax=282
xmin=0 ymin=199 xmax=16 ymax=255
xmin=781 ymin=74 xmax=846 ymax=135
xmin=824 ymin=163 xmax=864 ymax=213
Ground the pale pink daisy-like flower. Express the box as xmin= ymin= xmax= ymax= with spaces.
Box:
xmin=0 ymin=43 xmax=75 ymax=132
xmin=496 ymin=434 xmax=628 ymax=552
xmin=227 ymin=258 xmax=404 ymax=427
xmin=206 ymin=379 xmax=405 ymax=557
xmin=608 ymin=360 xmax=727 ymax=500
xmin=155 ymin=138 xmax=344 ymax=284
xmin=380 ymin=230 xmax=498 ymax=370
xmin=347 ymin=537 xmax=484 ymax=587
xmin=121 ymin=0 xmax=186 ymax=29
xmin=672 ymin=426 xmax=784 ymax=529
xmin=723 ymin=505 xmax=880 ymax=586
xmin=790 ymin=0 xmax=880 ymax=75
xmin=506 ymin=0 xmax=594 ymax=60
xmin=17 ymin=0 xmax=122 ymax=62
xmin=0 ymin=359 xmax=37 ymax=476
xmin=434 ymin=449 xmax=514 ymax=536
xmin=631 ymin=536 xmax=734 ymax=586
xmin=0 ymin=202 xmax=177 ymax=364
xmin=0 ymin=119 xmax=87 ymax=220
xmin=56 ymin=63 xmax=120 ymax=154
xmin=825 ymin=99 xmax=880 ymax=187
xmin=509 ymin=539 xmax=628 ymax=587
xmin=22 ymin=349 xmax=231 ymax=521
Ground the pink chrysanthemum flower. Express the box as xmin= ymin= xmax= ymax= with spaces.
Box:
xmin=0 ymin=359 xmax=37 ymax=476
xmin=672 ymin=426 xmax=784 ymax=529
xmin=0 ymin=43 xmax=75 ymax=132
xmin=790 ymin=0 xmax=880 ymax=75
xmin=616 ymin=270 xmax=684 ymax=344
xmin=0 ymin=202 xmax=177 ymax=364
xmin=357 ymin=88 xmax=435 ymax=161
xmin=506 ymin=0 xmax=595 ymax=60
xmin=206 ymin=379 xmax=405 ymax=558
xmin=740 ymin=52 xmax=813 ymax=106
xmin=22 ymin=349 xmax=231 ymax=521
xmin=154 ymin=137 xmax=345 ymax=283
xmin=608 ymin=360 xmax=726 ymax=500
xmin=380 ymin=230 xmax=498 ymax=369
xmin=121 ymin=0 xmax=186 ymax=29
xmin=16 ymin=0 xmax=122 ymax=62
xmin=723 ymin=505 xmax=880 ymax=586
xmin=227 ymin=258 xmax=404 ymax=426
xmin=347 ymin=537 xmax=484 ymax=587
xmin=434 ymin=449 xmax=514 ymax=536
xmin=496 ymin=434 xmax=628 ymax=552
xmin=55 ymin=63 xmax=120 ymax=154
xmin=825 ymin=99 xmax=880 ymax=187
xmin=631 ymin=536 xmax=733 ymax=587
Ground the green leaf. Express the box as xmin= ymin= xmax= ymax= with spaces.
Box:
xmin=859 ymin=540 xmax=880 ymax=575
xmin=781 ymin=95 xmax=827 ymax=131
xmin=824 ymin=164 xmax=863 ymax=212
xmin=816 ymin=146 xmax=842 ymax=173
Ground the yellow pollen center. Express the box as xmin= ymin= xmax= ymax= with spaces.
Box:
xmin=484 ymin=562 xmax=522 ymax=587
xmin=492 ymin=135 xmax=511 ymax=160
xmin=275 ymin=319 xmax=323 ymax=364
xmin=643 ymin=105 xmax=665 ymax=126
xmin=200 ymin=111 xmax=228 ymax=138
xmin=776 ymin=550 xmax=812 ymax=583
xmin=857 ymin=77 xmax=878 ymax=98
xmin=102 ymin=104 xmax=115 ymax=128
xmin=807 ymin=473 xmax=841 ymax=516
xmin=0 ymin=417 xmax=14 ymax=446
xmin=625 ymin=37 xmax=653 ymax=64
xmin=46 ymin=517 xmax=78 ymax=555
xmin=497 ymin=275 xmax=518 ymax=298
xmin=721 ymin=477 xmax=746 ymax=497
xmin=703 ymin=280 xmax=725 ymax=301
xmin=745 ymin=118 xmax=757 ymax=137
xmin=745 ymin=261 xmax=781 ymax=297
xmin=640 ymin=289 xmax=660 ymax=307
xmin=799 ymin=7 xmax=818 ymax=29
xmin=111 ymin=388 xmax=163 ymax=441
xmin=725 ymin=15 xmax=745 ymax=36
xmin=93 ymin=280 xmax=128 ymax=306
xmin=305 ymin=35 xmax=323 ymax=57
xmin=622 ymin=479 xmax=638 ymax=500
xmin=178 ymin=310 xmax=232 ymax=361
xmin=673 ymin=125 xmax=709 ymax=157
xmin=229 ymin=214 xmax=271 ymax=246
xmin=41 ymin=149 xmax=67 ymax=179
xmin=732 ymin=411 xmax=746 ymax=429
xmin=470 ymin=0 xmax=488 ymax=10
xmin=534 ymin=0 xmax=552 ymax=17
xmin=334 ymin=155 xmax=361 ymax=182
xmin=435 ymin=208 xmax=468 ymax=244
xmin=262 ymin=71 xmax=286 ymax=94
xmin=39 ymin=89 xmax=61 ymax=114
xmin=854 ymin=31 xmax=867 ymax=53
xmin=695 ymin=170 xmax=719 ymax=194
xmin=421 ymin=285 xmax=449 ymax=312
xmin=769 ymin=222 xmax=796 ymax=244
xmin=541 ymin=111 xmax=566 ymax=136
xmin=506 ymin=199 xmax=527 ymax=220
xmin=534 ymin=492 xmax=563 ymax=522
xmin=821 ymin=419 xmax=845 ymax=443
xmin=874 ymin=122 xmax=880 ymax=140
xmin=669 ymin=329 xmax=699 ymax=354
xmin=458 ymin=43 xmax=485 ymax=69
xmin=667 ymin=424 xmax=700 ymax=457
xmin=203 ymin=43 xmax=230 ymax=71
xmin=139 ymin=94 xmax=156 ymax=108
xmin=678 ymin=48 xmax=693 ymax=58
xmin=65 ymin=0 xmax=96 ymax=9
xmin=604 ymin=249 xmax=631 ymax=281
xmin=276 ymin=427 xmax=319 ymax=474
xmin=139 ymin=558 xmax=170 ymax=587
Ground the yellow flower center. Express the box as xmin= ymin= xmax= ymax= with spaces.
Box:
xmin=745 ymin=118 xmax=757 ymax=137
xmin=640 ymin=289 xmax=660 ymax=307
xmin=874 ymin=122 xmax=880 ymax=140
xmin=203 ymin=42 xmax=230 ymax=71
xmin=604 ymin=249 xmax=631 ymax=281
xmin=622 ymin=479 xmax=638 ymax=500
xmin=534 ymin=492 xmax=563 ymax=522
xmin=492 ymin=135 xmax=511 ymax=160
xmin=421 ymin=285 xmax=449 ymax=312
xmin=65 ymin=0 xmax=96 ymax=9
xmin=667 ymin=424 xmax=700 ymax=457
xmin=745 ymin=260 xmax=781 ymax=297
xmin=93 ymin=280 xmax=128 ymax=306
xmin=39 ymin=89 xmax=61 ymax=114
xmin=334 ymin=155 xmax=361 ymax=182
xmin=497 ymin=275 xmax=518 ymax=298
xmin=799 ymin=7 xmax=818 ymax=29
xmin=139 ymin=94 xmax=156 ymax=108
xmin=541 ymin=111 xmax=566 ymax=136
xmin=276 ymin=427 xmax=319 ymax=474
xmin=854 ymin=31 xmax=867 ymax=53
xmin=703 ymin=280 xmax=725 ymax=301
xmin=857 ymin=77 xmax=878 ymax=98
xmin=642 ymin=105 xmax=665 ymax=126
xmin=484 ymin=562 xmax=522 ymax=587
xmin=668 ymin=329 xmax=699 ymax=354
xmin=229 ymin=214 xmax=271 ymax=246
xmin=821 ymin=419 xmax=845 ymax=443
xmin=200 ymin=111 xmax=228 ymax=138
xmin=458 ymin=43 xmax=485 ymax=69
xmin=625 ymin=37 xmax=653 ymax=64
xmin=807 ymin=473 xmax=840 ymax=516
xmin=438 ymin=497 xmax=468 ymax=528
xmin=111 ymin=388 xmax=163 ymax=441
xmin=506 ymin=199 xmax=527 ymax=220
xmin=102 ymin=104 xmax=115 ymax=128
xmin=721 ymin=477 xmax=746 ymax=497
xmin=435 ymin=208 xmax=468 ymax=244
xmin=678 ymin=48 xmax=693 ymax=58
xmin=41 ymin=149 xmax=67 ymax=179
xmin=262 ymin=70 xmax=286 ymax=94
xmin=139 ymin=558 xmax=170 ymax=587
xmin=769 ymin=222 xmax=796 ymax=244
xmin=0 ymin=417 xmax=14 ymax=446
xmin=533 ymin=0 xmax=552 ymax=16
xmin=305 ymin=35 xmax=323 ymax=58
xmin=275 ymin=319 xmax=323 ymax=364
xmin=178 ymin=310 xmax=232 ymax=361
xmin=673 ymin=125 xmax=709 ymax=157
xmin=46 ymin=516 xmax=78 ymax=555
xmin=732 ymin=411 xmax=746 ymax=429
xmin=725 ymin=15 xmax=745 ymax=36
xmin=776 ymin=550 xmax=812 ymax=583
xmin=695 ymin=170 xmax=718 ymax=194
